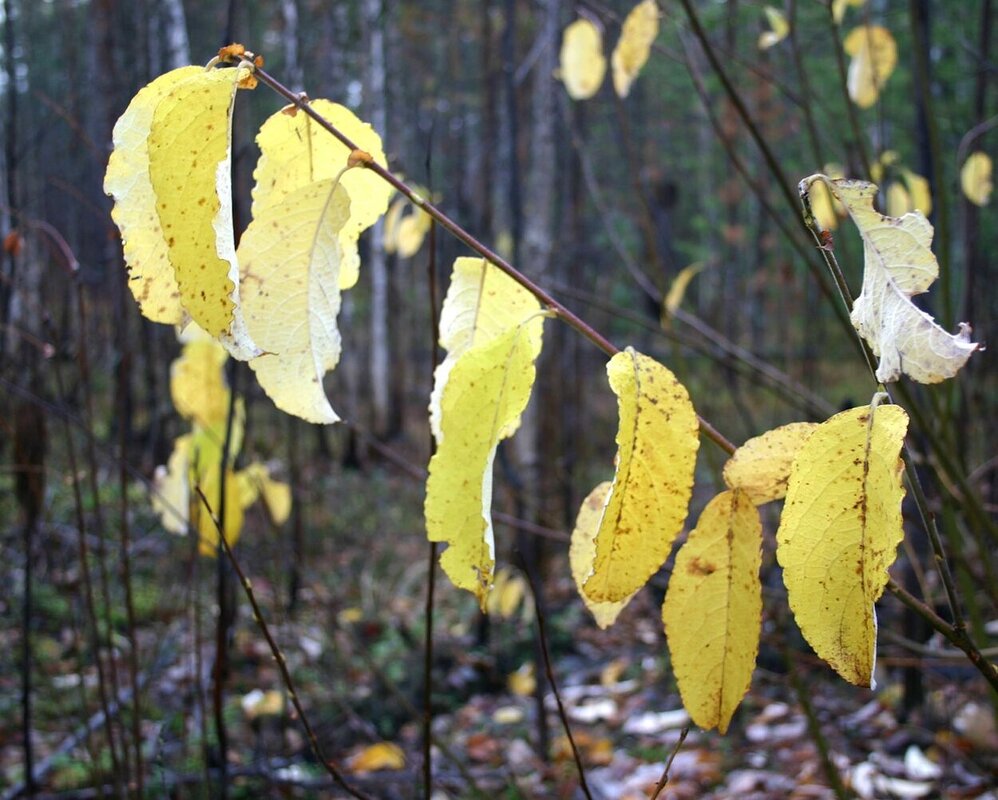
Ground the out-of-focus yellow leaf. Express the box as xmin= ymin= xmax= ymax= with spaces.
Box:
xmin=170 ymin=338 xmax=230 ymax=429
xmin=560 ymin=19 xmax=606 ymax=100
xmin=832 ymin=0 xmax=866 ymax=24
xmin=722 ymin=422 xmax=819 ymax=505
xmin=146 ymin=66 xmax=260 ymax=359
xmin=570 ymin=482 xmax=634 ymax=628
xmin=238 ymin=179 xmax=351 ymax=424
xmin=153 ymin=434 xmax=193 ymax=535
xmin=663 ymin=489 xmax=761 ymax=733
xmin=384 ymin=194 xmax=432 ymax=258
xmin=487 ymin=567 xmax=527 ymax=619
xmin=425 ymin=260 xmax=545 ymax=607
xmin=241 ymin=462 xmax=292 ymax=524
xmin=104 ymin=66 xmax=201 ymax=325
xmin=195 ymin=464 xmax=246 ymax=557
xmin=508 ymin=662 xmax=536 ymax=697
xmin=901 ymin=168 xmax=931 ymax=215
xmin=241 ymin=689 xmax=284 ymax=719
xmin=580 ymin=349 xmax=700 ymax=604
xmin=251 ymin=99 xmax=391 ymax=290
xmin=843 ymin=25 xmax=897 ymax=108
xmin=961 ymin=151 xmax=993 ymax=206
xmin=885 ymin=181 xmax=912 ymax=218
xmin=348 ymin=742 xmax=405 ymax=773
xmin=612 ymin=0 xmax=659 ymax=97
xmin=662 ymin=262 xmax=705 ymax=323
xmin=801 ymin=175 xmax=978 ymax=383
xmin=776 ymin=403 xmax=908 ymax=686
xmin=758 ymin=6 xmax=789 ymax=50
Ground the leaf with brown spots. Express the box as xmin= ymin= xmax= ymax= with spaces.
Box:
xmin=776 ymin=402 xmax=908 ymax=687
xmin=723 ymin=422 xmax=819 ymax=505
xmin=578 ymin=348 xmax=700 ymax=604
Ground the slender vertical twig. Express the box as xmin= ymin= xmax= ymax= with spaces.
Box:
xmin=649 ymin=726 xmax=689 ymax=800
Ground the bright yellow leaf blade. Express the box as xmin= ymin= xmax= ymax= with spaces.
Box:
xmin=348 ymin=742 xmax=406 ymax=773
xmin=776 ymin=403 xmax=908 ymax=687
xmin=105 ymin=65 xmax=202 ymax=325
xmin=146 ymin=66 xmax=260 ymax=360
xmin=251 ymin=99 xmax=392 ymax=290
xmin=758 ymin=6 xmax=789 ymax=50
xmin=843 ymin=25 xmax=897 ymax=108
xmin=429 ymin=258 xmax=544 ymax=442
xmin=195 ymin=466 xmax=246 ymax=557
xmin=425 ymin=318 xmax=544 ymax=608
xmin=901 ymin=168 xmax=932 ymax=215
xmin=170 ymin=337 xmax=230 ymax=429
xmin=570 ymin=482 xmax=635 ymax=628
xmin=663 ymin=489 xmax=762 ymax=734
xmin=560 ymin=19 xmax=607 ymax=100
xmin=612 ymin=0 xmax=659 ymax=98
xmin=961 ymin=151 xmax=993 ymax=206
xmin=662 ymin=262 xmax=705 ymax=322
xmin=581 ymin=348 xmax=700 ymax=604
xmin=723 ymin=422 xmax=819 ymax=505
xmin=802 ymin=174 xmax=978 ymax=383
xmin=238 ymin=179 xmax=352 ymax=424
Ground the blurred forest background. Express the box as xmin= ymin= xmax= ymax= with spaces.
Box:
xmin=1 ymin=0 xmax=995 ymax=798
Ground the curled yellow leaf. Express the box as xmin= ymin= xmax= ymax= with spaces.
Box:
xmin=560 ymin=19 xmax=606 ymax=100
xmin=843 ymin=25 xmax=897 ymax=108
xmin=722 ymin=422 xmax=819 ymax=505
xmin=612 ymin=0 xmax=659 ymax=98
xmin=757 ymin=6 xmax=789 ymax=50
xmin=663 ymin=489 xmax=761 ymax=734
xmin=580 ymin=349 xmax=700 ymax=604
xmin=961 ymin=151 xmax=993 ymax=206
xmin=776 ymin=403 xmax=908 ymax=687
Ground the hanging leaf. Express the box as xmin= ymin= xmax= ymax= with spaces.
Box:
xmin=612 ymin=0 xmax=659 ymax=98
xmin=425 ymin=259 xmax=545 ymax=607
xmin=662 ymin=262 xmax=705 ymax=323
xmin=170 ymin=336 xmax=231 ymax=429
xmin=251 ymin=99 xmax=392 ymax=290
xmin=809 ymin=163 xmax=846 ymax=231
xmin=560 ymin=19 xmax=607 ymax=100
xmin=579 ymin=349 xmax=700 ymax=604
xmin=663 ymin=489 xmax=761 ymax=733
xmin=776 ymin=403 xmax=908 ymax=687
xmin=801 ymin=175 xmax=978 ymax=383
xmin=757 ymin=6 xmax=789 ymax=50
xmin=843 ymin=25 xmax=897 ymax=108
xmin=722 ymin=422 xmax=819 ymax=505
xmin=146 ymin=66 xmax=260 ymax=358
xmin=961 ymin=151 xmax=993 ymax=206
xmin=238 ymin=179 xmax=351 ymax=423
xmin=240 ymin=463 xmax=293 ymax=525
xmin=570 ymin=482 xmax=635 ymax=628
xmin=383 ymin=193 xmax=433 ymax=258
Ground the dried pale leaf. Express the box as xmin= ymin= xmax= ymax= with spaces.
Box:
xmin=722 ymin=422 xmax=819 ymax=505
xmin=348 ymin=742 xmax=405 ymax=773
xmin=776 ymin=403 xmax=908 ymax=686
xmin=758 ymin=6 xmax=789 ymax=50
xmin=170 ymin=338 xmax=230 ymax=429
xmin=662 ymin=262 xmax=705 ymax=321
xmin=802 ymin=175 xmax=978 ymax=383
xmin=152 ymin=434 xmax=193 ymax=535
xmin=663 ymin=489 xmax=762 ymax=733
xmin=612 ymin=0 xmax=659 ymax=97
xmin=570 ymin=482 xmax=635 ymax=628
xmin=843 ymin=25 xmax=897 ymax=108
xmin=581 ymin=349 xmax=700 ymax=603
xmin=105 ymin=66 xmax=202 ymax=325
xmin=960 ymin=151 xmax=993 ymax=206
xmin=252 ymin=99 xmax=391 ymax=290
xmin=429 ymin=258 xmax=543 ymax=442
xmin=425 ymin=313 xmax=544 ymax=607
xmin=560 ymin=19 xmax=606 ymax=100
xmin=145 ymin=66 xmax=260 ymax=359
xmin=238 ymin=179 xmax=351 ymax=423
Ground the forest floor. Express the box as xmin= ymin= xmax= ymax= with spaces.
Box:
xmin=1 ymin=449 xmax=996 ymax=799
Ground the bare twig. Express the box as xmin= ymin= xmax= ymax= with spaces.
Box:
xmin=649 ymin=726 xmax=689 ymax=800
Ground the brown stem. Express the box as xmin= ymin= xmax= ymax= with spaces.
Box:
xmin=649 ymin=727 xmax=689 ymax=800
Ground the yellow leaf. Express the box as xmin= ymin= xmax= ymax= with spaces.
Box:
xmin=170 ymin=337 xmax=230 ymax=429
xmin=425 ymin=261 xmax=544 ymax=606
xmin=832 ymin=0 xmax=866 ymax=24
xmin=757 ymin=6 xmax=789 ymax=50
xmin=238 ymin=179 xmax=352 ymax=423
xmin=251 ymin=99 xmax=392 ymax=290
xmin=722 ymin=422 xmax=819 ymax=505
xmin=843 ymin=25 xmax=897 ymax=108
xmin=104 ymin=65 xmax=202 ymax=325
xmin=581 ymin=349 xmax=700 ymax=604
xmin=901 ymin=168 xmax=932 ymax=215
xmin=776 ymin=403 xmax=908 ymax=686
xmin=242 ymin=463 xmax=292 ymax=525
xmin=348 ymin=742 xmax=406 ymax=773
xmin=145 ymin=66 xmax=260 ymax=359
xmin=560 ymin=19 xmax=606 ymax=100
xmin=663 ymin=489 xmax=761 ymax=734
xmin=194 ymin=465 xmax=246 ymax=557
xmin=885 ymin=181 xmax=912 ymax=218
xmin=612 ymin=0 xmax=659 ymax=98
xmin=662 ymin=262 xmax=705 ymax=322
xmin=570 ymin=482 xmax=635 ymax=628
xmin=961 ymin=151 xmax=993 ymax=206
xmin=508 ymin=662 xmax=536 ymax=697
xmin=801 ymin=175 xmax=978 ymax=383
xmin=487 ymin=567 xmax=527 ymax=619
xmin=152 ymin=433 xmax=194 ymax=535
xmin=241 ymin=689 xmax=284 ymax=719
xmin=384 ymin=194 xmax=432 ymax=258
